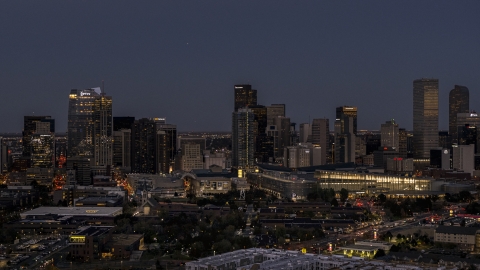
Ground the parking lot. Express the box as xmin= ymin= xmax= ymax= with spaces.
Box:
xmin=0 ymin=234 xmax=68 ymax=269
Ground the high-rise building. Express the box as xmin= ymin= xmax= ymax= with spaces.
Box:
xmin=132 ymin=118 xmax=157 ymax=174
xmin=273 ymin=116 xmax=291 ymax=158
xmin=334 ymin=117 xmax=355 ymax=163
xmin=398 ymin=128 xmax=408 ymax=158
xmin=458 ymin=124 xmax=480 ymax=154
xmin=68 ymin=88 xmax=102 ymax=158
xmin=232 ymin=108 xmax=254 ymax=169
xmin=113 ymin=117 xmax=135 ymax=131
xmin=234 ymin=84 xmax=257 ymax=112
xmin=154 ymin=121 xmax=177 ymax=171
xmin=266 ymin=104 xmax=285 ymax=126
xmin=449 ymin=85 xmax=469 ymax=145
xmin=299 ymin=123 xmax=311 ymax=143
xmin=23 ymin=116 xmax=54 ymax=158
xmin=30 ymin=121 xmax=55 ymax=168
xmin=380 ymin=120 xmax=399 ymax=150
xmin=452 ymin=144 xmax=475 ymax=175
xmin=250 ymin=105 xmax=268 ymax=163
xmin=0 ymin=138 xmax=7 ymax=173
xmin=113 ymin=129 xmax=131 ymax=168
xmin=311 ymin=118 xmax=329 ymax=165
xmin=156 ymin=130 xmax=169 ymax=174
xmin=178 ymin=137 xmax=206 ymax=171
xmin=336 ymin=106 xmax=357 ymax=135
xmin=413 ymin=78 xmax=439 ymax=159
xmin=93 ymin=94 xmax=113 ymax=166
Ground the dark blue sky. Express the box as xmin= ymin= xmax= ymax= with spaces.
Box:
xmin=1 ymin=1 xmax=479 ymax=132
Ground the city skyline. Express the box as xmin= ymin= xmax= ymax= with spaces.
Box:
xmin=1 ymin=1 xmax=479 ymax=132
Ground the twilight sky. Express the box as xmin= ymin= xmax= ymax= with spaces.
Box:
xmin=1 ymin=1 xmax=479 ymax=132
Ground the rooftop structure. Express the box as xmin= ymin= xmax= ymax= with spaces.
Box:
xmin=20 ymin=206 xmax=122 ymax=219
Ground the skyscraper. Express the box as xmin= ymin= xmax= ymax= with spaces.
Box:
xmin=311 ymin=118 xmax=329 ymax=165
xmin=155 ymin=121 xmax=177 ymax=172
xmin=449 ymin=85 xmax=469 ymax=145
xmin=93 ymin=93 xmax=113 ymax=166
xmin=234 ymin=84 xmax=257 ymax=112
xmin=232 ymin=108 xmax=254 ymax=169
xmin=23 ymin=116 xmax=54 ymax=158
xmin=380 ymin=119 xmax=399 ymax=150
xmin=413 ymin=78 xmax=439 ymax=159
xmin=336 ymin=106 xmax=357 ymax=135
xmin=68 ymin=88 xmax=101 ymax=158
xmin=266 ymin=104 xmax=286 ymax=126
xmin=132 ymin=118 xmax=156 ymax=174
xmin=299 ymin=123 xmax=311 ymax=143
xmin=113 ymin=129 xmax=131 ymax=168
xmin=30 ymin=120 xmax=55 ymax=168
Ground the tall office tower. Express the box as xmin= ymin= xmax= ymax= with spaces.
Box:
xmin=456 ymin=112 xmax=480 ymax=130
xmin=234 ymin=84 xmax=257 ymax=112
xmin=336 ymin=106 xmax=357 ymax=135
xmin=0 ymin=138 xmax=7 ymax=173
xmin=458 ymin=125 xmax=480 ymax=153
xmin=250 ymin=105 xmax=268 ymax=162
xmin=266 ymin=104 xmax=285 ymax=125
xmin=249 ymin=105 xmax=267 ymax=137
xmin=449 ymin=85 xmax=469 ymax=145
xmin=413 ymin=78 xmax=439 ymax=159
xmin=113 ymin=116 xmax=135 ymax=131
xmin=452 ymin=144 xmax=475 ymax=175
xmin=273 ymin=116 xmax=291 ymax=158
xmin=68 ymin=88 xmax=101 ymax=158
xmin=284 ymin=145 xmax=311 ymax=168
xmin=178 ymin=137 xmax=206 ymax=171
xmin=66 ymin=156 xmax=92 ymax=185
xmin=132 ymin=118 xmax=157 ymax=174
xmin=334 ymin=117 xmax=355 ymax=163
xmin=30 ymin=120 xmax=55 ymax=168
xmin=255 ymin=133 xmax=274 ymax=163
xmin=398 ymin=128 xmax=408 ymax=158
xmin=113 ymin=129 xmax=131 ymax=168
xmin=156 ymin=131 xmax=169 ymax=174
xmin=23 ymin=116 xmax=54 ymax=158
xmin=380 ymin=120 xmax=399 ymax=150
xmin=153 ymin=119 xmax=177 ymax=171
xmin=93 ymin=93 xmax=113 ymax=166
xmin=364 ymin=133 xmax=381 ymax=155
xmin=290 ymin=123 xmax=298 ymax=145
xmin=311 ymin=118 xmax=329 ymax=165
xmin=299 ymin=123 xmax=311 ymax=143
xmin=266 ymin=125 xmax=280 ymax=160
xmin=311 ymin=118 xmax=330 ymax=164
xmin=232 ymin=108 xmax=254 ymax=169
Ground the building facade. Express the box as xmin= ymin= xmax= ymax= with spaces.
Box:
xmin=449 ymin=85 xmax=469 ymax=145
xmin=413 ymin=78 xmax=439 ymax=159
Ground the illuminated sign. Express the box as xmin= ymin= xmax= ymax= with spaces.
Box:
xmin=234 ymin=86 xmax=243 ymax=89
xmin=85 ymin=210 xmax=99 ymax=213
xmin=69 ymin=235 xmax=86 ymax=244
xmin=80 ymin=91 xmax=91 ymax=96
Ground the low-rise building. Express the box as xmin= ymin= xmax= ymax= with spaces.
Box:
xmin=434 ymin=226 xmax=480 ymax=251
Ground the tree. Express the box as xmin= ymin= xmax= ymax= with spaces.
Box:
xmin=330 ymin=198 xmax=339 ymax=207
xmin=340 ymin=188 xmax=349 ymax=203
xmin=374 ymin=249 xmax=386 ymax=258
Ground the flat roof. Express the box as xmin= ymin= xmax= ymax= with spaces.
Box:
xmin=21 ymin=207 xmax=123 ymax=219
xmin=435 ymin=225 xmax=480 ymax=235
xmin=110 ymin=234 xmax=143 ymax=246
xmin=75 ymin=226 xmax=114 ymax=237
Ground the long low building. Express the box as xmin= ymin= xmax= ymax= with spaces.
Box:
xmin=20 ymin=206 xmax=123 ymax=219
xmin=186 ymin=248 xmax=427 ymax=270
xmin=246 ymin=167 xmax=447 ymax=200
